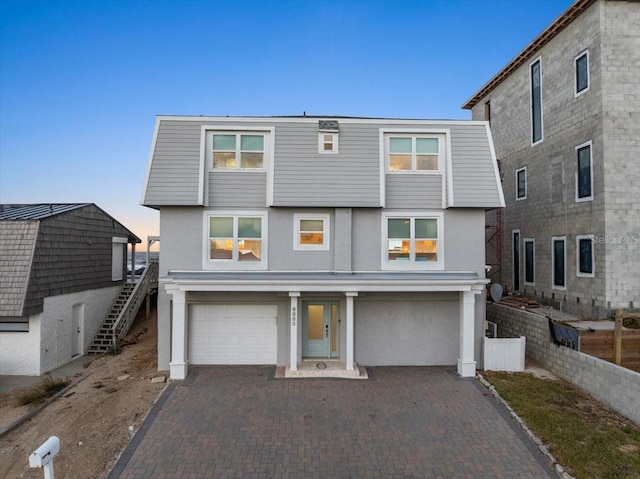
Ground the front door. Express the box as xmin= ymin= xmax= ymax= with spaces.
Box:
xmin=302 ymin=301 xmax=339 ymax=358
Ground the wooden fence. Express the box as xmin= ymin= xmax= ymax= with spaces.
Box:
xmin=579 ymin=311 xmax=640 ymax=372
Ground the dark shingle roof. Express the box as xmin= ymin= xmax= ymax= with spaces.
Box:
xmin=0 ymin=204 xmax=90 ymax=221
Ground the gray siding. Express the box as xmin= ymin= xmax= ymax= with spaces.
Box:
xmin=272 ymin=122 xmax=381 ymax=207
xmin=22 ymin=205 xmax=134 ymax=315
xmin=449 ymin=123 xmax=503 ymax=207
xmin=0 ymin=221 xmax=37 ymax=316
xmin=208 ymin=171 xmax=267 ymax=208
xmin=385 ymin=175 xmax=442 ymax=209
xmin=144 ymin=120 xmax=203 ymax=206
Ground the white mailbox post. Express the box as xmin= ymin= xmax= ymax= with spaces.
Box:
xmin=29 ymin=436 xmax=60 ymax=479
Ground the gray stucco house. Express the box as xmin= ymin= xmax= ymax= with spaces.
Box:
xmin=463 ymin=0 xmax=640 ymax=318
xmin=141 ymin=115 xmax=504 ymax=380
xmin=0 ymin=204 xmax=141 ymax=375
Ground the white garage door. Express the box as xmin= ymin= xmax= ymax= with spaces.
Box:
xmin=189 ymin=305 xmax=278 ymax=365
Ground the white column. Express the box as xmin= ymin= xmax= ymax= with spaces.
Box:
xmin=457 ymin=290 xmax=477 ymax=377
xmin=289 ymin=292 xmax=300 ymax=371
xmin=345 ymin=292 xmax=358 ymax=370
xmin=169 ymin=290 xmax=188 ymax=380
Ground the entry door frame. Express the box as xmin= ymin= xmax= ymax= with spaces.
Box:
xmin=301 ymin=300 xmax=340 ymax=359
xmin=72 ymin=303 xmax=84 ymax=357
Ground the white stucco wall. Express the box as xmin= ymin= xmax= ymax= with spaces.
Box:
xmin=0 ymin=315 xmax=42 ymax=376
xmin=0 ymin=286 xmax=119 ymax=376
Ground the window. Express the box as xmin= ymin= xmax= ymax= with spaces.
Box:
xmin=387 ymin=135 xmax=441 ymax=172
xmin=205 ymin=212 xmax=267 ymax=270
xmin=524 ymin=239 xmax=535 ymax=285
xmin=577 ymin=235 xmax=595 ymax=277
xmin=575 ymin=51 xmax=589 ymax=96
xmin=516 ymin=167 xmax=527 ymax=200
xmin=294 ymin=213 xmax=330 ymax=251
xmin=382 ymin=213 xmax=443 ymax=270
xmin=318 ymin=132 xmax=338 ymax=154
xmin=576 ymin=142 xmax=593 ymax=201
xmin=552 ymin=236 xmax=566 ymax=289
xmin=211 ymin=133 xmax=265 ymax=169
xmin=530 ymin=58 xmax=543 ymax=144
xmin=512 ymin=231 xmax=521 ymax=291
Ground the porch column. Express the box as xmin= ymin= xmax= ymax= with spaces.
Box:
xmin=457 ymin=290 xmax=476 ymax=377
xmin=289 ymin=292 xmax=300 ymax=371
xmin=345 ymin=292 xmax=358 ymax=371
xmin=169 ymin=290 xmax=188 ymax=380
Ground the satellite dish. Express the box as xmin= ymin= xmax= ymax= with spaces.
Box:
xmin=490 ymin=283 xmax=504 ymax=303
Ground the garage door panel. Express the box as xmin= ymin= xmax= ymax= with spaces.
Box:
xmin=189 ymin=305 xmax=277 ymax=365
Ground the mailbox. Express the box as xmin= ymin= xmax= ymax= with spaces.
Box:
xmin=29 ymin=436 xmax=60 ymax=467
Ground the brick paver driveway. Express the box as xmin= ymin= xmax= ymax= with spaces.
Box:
xmin=109 ymin=367 xmax=555 ymax=479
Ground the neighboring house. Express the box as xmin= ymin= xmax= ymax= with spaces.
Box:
xmin=0 ymin=204 xmax=141 ymax=375
xmin=141 ymin=115 xmax=504 ymax=380
xmin=463 ymin=0 xmax=640 ymax=318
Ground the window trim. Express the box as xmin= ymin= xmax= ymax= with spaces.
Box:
xmin=576 ymin=234 xmax=595 ymax=278
xmin=524 ymin=238 xmax=535 ymax=286
xmin=381 ymin=212 xmax=444 ymax=271
xmin=574 ymin=50 xmax=590 ymax=97
xmin=551 ymin=236 xmax=567 ymax=290
xmin=318 ymin=132 xmax=339 ymax=154
xmin=293 ymin=213 xmax=330 ymax=251
xmin=530 ymin=57 xmax=543 ymax=146
xmin=384 ymin=132 xmax=445 ymax=174
xmin=516 ymin=167 xmax=527 ymax=201
xmin=203 ymin=210 xmax=268 ymax=271
xmin=575 ymin=140 xmax=594 ymax=202
xmin=204 ymin=128 xmax=274 ymax=172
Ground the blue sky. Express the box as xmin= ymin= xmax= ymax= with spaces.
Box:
xmin=0 ymin=0 xmax=571 ymax=248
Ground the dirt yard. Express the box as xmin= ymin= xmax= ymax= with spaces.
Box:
xmin=0 ymin=306 xmax=165 ymax=479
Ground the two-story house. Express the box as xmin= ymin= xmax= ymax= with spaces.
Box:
xmin=464 ymin=0 xmax=640 ymax=318
xmin=141 ymin=116 xmax=504 ymax=380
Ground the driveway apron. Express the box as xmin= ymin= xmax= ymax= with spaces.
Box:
xmin=109 ymin=366 xmax=555 ymax=479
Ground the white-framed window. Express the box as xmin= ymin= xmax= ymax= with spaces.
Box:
xmin=552 ymin=236 xmax=566 ymax=290
xmin=530 ymin=57 xmax=543 ymax=145
xmin=576 ymin=234 xmax=595 ymax=277
xmin=575 ymin=141 xmax=593 ymax=202
xmin=294 ymin=213 xmax=330 ymax=251
xmin=575 ymin=51 xmax=589 ymax=96
xmin=516 ymin=167 xmax=527 ymax=200
xmin=204 ymin=211 xmax=267 ymax=270
xmin=318 ymin=132 xmax=339 ymax=154
xmin=206 ymin=131 xmax=270 ymax=170
xmin=382 ymin=212 xmax=444 ymax=270
xmin=385 ymin=134 xmax=443 ymax=172
xmin=524 ymin=238 xmax=535 ymax=285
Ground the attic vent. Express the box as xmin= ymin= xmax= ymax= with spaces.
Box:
xmin=318 ymin=120 xmax=339 ymax=132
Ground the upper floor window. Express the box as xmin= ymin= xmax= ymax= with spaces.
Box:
xmin=516 ymin=167 xmax=527 ymax=200
xmin=386 ymin=135 xmax=442 ymax=172
xmin=294 ymin=213 xmax=330 ymax=251
xmin=205 ymin=212 xmax=267 ymax=270
xmin=211 ymin=133 xmax=265 ymax=169
xmin=530 ymin=57 xmax=543 ymax=145
xmin=577 ymin=235 xmax=595 ymax=277
xmin=576 ymin=141 xmax=593 ymax=201
xmin=318 ymin=132 xmax=339 ymax=154
xmin=575 ymin=51 xmax=589 ymax=96
xmin=382 ymin=212 xmax=443 ymax=270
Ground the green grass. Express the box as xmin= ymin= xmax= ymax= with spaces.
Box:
xmin=483 ymin=371 xmax=640 ymax=479
xmin=17 ymin=376 xmax=71 ymax=406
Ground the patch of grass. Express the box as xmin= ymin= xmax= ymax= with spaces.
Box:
xmin=17 ymin=376 xmax=71 ymax=406
xmin=483 ymin=371 xmax=640 ymax=479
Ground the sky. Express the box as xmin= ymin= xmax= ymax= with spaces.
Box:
xmin=0 ymin=0 xmax=572 ymax=250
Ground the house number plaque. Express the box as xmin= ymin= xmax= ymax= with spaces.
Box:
xmin=291 ymin=306 xmax=297 ymax=326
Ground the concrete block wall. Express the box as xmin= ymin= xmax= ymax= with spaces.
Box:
xmin=472 ymin=1 xmax=640 ymax=318
xmin=487 ymin=303 xmax=640 ymax=426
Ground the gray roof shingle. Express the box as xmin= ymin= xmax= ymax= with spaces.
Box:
xmin=0 ymin=221 xmax=38 ymax=316
xmin=0 ymin=204 xmax=89 ymax=221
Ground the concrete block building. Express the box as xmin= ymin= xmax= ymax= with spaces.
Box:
xmin=464 ymin=0 xmax=640 ymax=318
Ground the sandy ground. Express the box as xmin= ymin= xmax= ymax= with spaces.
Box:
xmin=0 ymin=306 xmax=165 ymax=479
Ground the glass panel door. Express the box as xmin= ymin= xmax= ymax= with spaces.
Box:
xmin=302 ymin=301 xmax=339 ymax=359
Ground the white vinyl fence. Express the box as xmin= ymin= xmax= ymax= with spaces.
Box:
xmin=483 ymin=336 xmax=526 ymax=372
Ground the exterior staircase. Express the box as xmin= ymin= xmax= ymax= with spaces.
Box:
xmin=88 ymin=260 xmax=158 ymax=354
